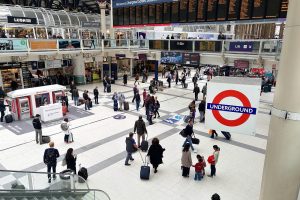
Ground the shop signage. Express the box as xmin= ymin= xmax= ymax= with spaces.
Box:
xmin=45 ymin=60 xmax=62 ymax=69
xmin=29 ymin=40 xmax=57 ymax=50
xmin=229 ymin=41 xmax=253 ymax=52
xmin=7 ymin=16 xmax=37 ymax=24
xmin=115 ymin=54 xmax=126 ymax=59
xmin=234 ymin=60 xmax=249 ymax=69
xmin=0 ymin=39 xmax=27 ymax=51
xmin=170 ymin=40 xmax=193 ymax=51
xmin=82 ymin=22 xmax=101 ymax=28
xmin=205 ymin=77 xmax=261 ymax=135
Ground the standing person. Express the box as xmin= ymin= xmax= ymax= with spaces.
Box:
xmin=147 ymin=138 xmax=165 ymax=173
xmin=103 ymin=77 xmax=108 ymax=92
xmin=189 ymin=100 xmax=196 ymax=123
xmin=198 ymin=99 xmax=206 ymax=123
xmin=211 ymin=193 xmax=221 ymax=200
xmin=73 ymin=88 xmax=79 ymax=106
xmin=148 ymin=96 xmax=155 ymax=125
xmin=125 ymin=133 xmax=137 ymax=166
xmin=123 ymin=73 xmax=128 ymax=86
xmin=132 ymin=85 xmax=138 ymax=103
xmin=0 ymin=87 xmax=6 ymax=98
xmin=192 ymin=75 xmax=198 ymax=88
xmin=0 ymin=98 xmax=6 ymax=122
xmin=93 ymin=86 xmax=99 ymax=104
xmin=118 ymin=92 xmax=125 ymax=111
xmin=112 ymin=92 xmax=119 ymax=111
xmin=202 ymin=83 xmax=207 ymax=99
xmin=69 ymin=81 xmax=76 ymax=100
xmin=208 ymin=145 xmax=220 ymax=178
xmin=135 ymin=92 xmax=141 ymax=111
xmin=83 ymin=91 xmax=90 ymax=110
xmin=32 ymin=114 xmax=42 ymax=145
xmin=134 ymin=73 xmax=140 ymax=85
xmin=153 ymin=96 xmax=160 ymax=118
xmin=183 ymin=120 xmax=197 ymax=153
xmin=43 ymin=142 xmax=60 ymax=183
xmin=61 ymin=118 xmax=71 ymax=143
xmin=65 ymin=148 xmax=77 ymax=174
xmin=192 ymin=155 xmax=206 ymax=181
xmin=181 ymin=143 xmax=192 ymax=177
xmin=142 ymin=89 xmax=147 ymax=107
xmin=175 ymin=70 xmax=179 ymax=85
xmin=181 ymin=75 xmax=186 ymax=88
xmin=133 ymin=115 xmax=148 ymax=147
xmin=193 ymin=84 xmax=200 ymax=101
xmin=167 ymin=73 xmax=171 ymax=88
xmin=11 ymin=79 xmax=18 ymax=91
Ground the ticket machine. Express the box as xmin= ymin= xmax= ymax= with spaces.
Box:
xmin=52 ymin=91 xmax=64 ymax=103
xmin=18 ymin=97 xmax=31 ymax=120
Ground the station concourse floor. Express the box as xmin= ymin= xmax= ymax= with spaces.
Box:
xmin=0 ymin=72 xmax=276 ymax=200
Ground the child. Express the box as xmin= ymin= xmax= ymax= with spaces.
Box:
xmin=192 ymin=155 xmax=206 ymax=181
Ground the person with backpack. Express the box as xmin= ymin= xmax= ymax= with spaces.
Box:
xmin=32 ymin=114 xmax=42 ymax=145
xmin=198 ymin=99 xmax=206 ymax=123
xmin=132 ymin=85 xmax=138 ymax=103
xmin=93 ymin=86 xmax=99 ymax=104
xmin=147 ymin=138 xmax=165 ymax=173
xmin=134 ymin=73 xmax=140 ymax=85
xmin=192 ymin=154 xmax=206 ymax=181
xmin=134 ymin=115 xmax=148 ymax=148
xmin=61 ymin=118 xmax=72 ymax=143
xmin=183 ymin=119 xmax=197 ymax=153
xmin=207 ymin=145 xmax=220 ymax=178
xmin=193 ymin=84 xmax=200 ymax=101
xmin=181 ymin=143 xmax=192 ymax=177
xmin=125 ymin=133 xmax=138 ymax=166
xmin=43 ymin=142 xmax=60 ymax=183
xmin=64 ymin=148 xmax=77 ymax=174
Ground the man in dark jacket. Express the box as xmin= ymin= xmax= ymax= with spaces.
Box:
xmin=69 ymin=81 xmax=76 ymax=100
xmin=0 ymin=98 xmax=6 ymax=122
xmin=0 ymin=87 xmax=5 ymax=98
xmin=32 ymin=114 xmax=42 ymax=144
xmin=202 ymin=83 xmax=207 ymax=99
xmin=134 ymin=115 xmax=148 ymax=147
xmin=182 ymin=120 xmax=196 ymax=153
xmin=125 ymin=133 xmax=137 ymax=166
xmin=43 ymin=142 xmax=60 ymax=183
xmin=132 ymin=85 xmax=138 ymax=103
xmin=193 ymin=84 xmax=200 ymax=101
xmin=198 ymin=99 xmax=206 ymax=122
xmin=192 ymin=75 xmax=198 ymax=88
xmin=93 ymin=86 xmax=99 ymax=104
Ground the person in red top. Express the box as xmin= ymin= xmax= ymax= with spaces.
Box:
xmin=142 ymin=89 xmax=147 ymax=107
xmin=192 ymin=154 xmax=206 ymax=181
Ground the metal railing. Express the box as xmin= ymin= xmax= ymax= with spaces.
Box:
xmin=0 ymin=169 xmax=110 ymax=200
xmin=0 ymin=38 xmax=282 ymax=56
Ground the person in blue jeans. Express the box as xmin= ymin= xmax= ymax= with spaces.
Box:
xmin=192 ymin=155 xmax=206 ymax=181
xmin=135 ymin=92 xmax=141 ymax=111
xmin=43 ymin=142 xmax=60 ymax=183
xmin=125 ymin=133 xmax=137 ymax=166
xmin=183 ymin=120 xmax=197 ymax=153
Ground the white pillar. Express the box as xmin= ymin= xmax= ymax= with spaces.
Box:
xmin=259 ymin=0 xmax=300 ymax=200
xmin=99 ymin=2 xmax=106 ymax=37
xmin=72 ymin=54 xmax=85 ymax=84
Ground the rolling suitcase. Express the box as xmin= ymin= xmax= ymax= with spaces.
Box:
xmin=139 ymin=151 xmax=150 ymax=180
xmin=107 ymin=85 xmax=111 ymax=93
xmin=42 ymin=136 xmax=50 ymax=144
xmin=124 ymin=102 xmax=129 ymax=111
xmin=5 ymin=114 xmax=13 ymax=123
xmin=184 ymin=83 xmax=188 ymax=88
xmin=221 ymin=131 xmax=231 ymax=140
xmin=140 ymin=133 xmax=148 ymax=152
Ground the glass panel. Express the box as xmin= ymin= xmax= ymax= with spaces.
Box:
xmin=9 ymin=7 xmax=24 ymax=17
xmin=0 ymin=6 xmax=11 ymax=23
xmin=35 ymin=11 xmax=45 ymax=25
xmin=77 ymin=14 xmax=88 ymax=26
xmin=23 ymin=8 xmax=36 ymax=19
xmin=52 ymin=13 xmax=61 ymax=26
xmin=57 ymin=12 xmax=70 ymax=26
xmin=69 ymin=15 xmax=80 ymax=26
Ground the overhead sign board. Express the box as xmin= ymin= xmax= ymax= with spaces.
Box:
xmin=7 ymin=16 xmax=37 ymax=24
xmin=205 ymin=77 xmax=261 ymax=135
xmin=229 ymin=41 xmax=253 ymax=52
xmin=113 ymin=0 xmax=173 ymax=8
xmin=82 ymin=22 xmax=101 ymax=28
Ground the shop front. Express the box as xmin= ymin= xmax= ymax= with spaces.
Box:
xmin=0 ymin=62 xmax=23 ymax=92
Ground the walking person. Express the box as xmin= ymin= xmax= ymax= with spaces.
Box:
xmin=147 ymin=138 xmax=165 ymax=173
xmin=181 ymin=75 xmax=186 ymax=88
xmin=148 ymin=96 xmax=155 ymax=125
xmin=123 ymin=73 xmax=128 ymax=86
xmin=192 ymin=75 xmax=198 ymax=88
xmin=132 ymin=85 xmax=138 ymax=103
xmin=61 ymin=118 xmax=72 ymax=143
xmin=118 ymin=92 xmax=125 ymax=111
xmin=93 ymin=86 xmax=99 ymax=104
xmin=192 ymin=155 xmax=206 ymax=181
xmin=32 ymin=114 xmax=42 ymax=145
xmin=0 ymin=98 xmax=6 ymax=122
xmin=175 ymin=70 xmax=179 ymax=85
xmin=188 ymin=100 xmax=196 ymax=123
xmin=167 ymin=73 xmax=171 ymax=88
xmin=134 ymin=73 xmax=140 ymax=85
xmin=134 ymin=115 xmax=148 ymax=148
xmin=153 ymin=96 xmax=160 ymax=118
xmin=69 ymin=81 xmax=76 ymax=100
xmin=73 ymin=88 xmax=79 ymax=106
xmin=135 ymin=92 xmax=141 ymax=111
xmin=65 ymin=148 xmax=77 ymax=174
xmin=202 ymin=83 xmax=207 ymax=99
xmin=142 ymin=89 xmax=147 ymax=107
xmin=103 ymin=77 xmax=108 ymax=92
xmin=112 ymin=92 xmax=119 ymax=111
xmin=193 ymin=84 xmax=200 ymax=101
xmin=182 ymin=119 xmax=197 ymax=153
xmin=83 ymin=91 xmax=91 ymax=110
xmin=181 ymin=143 xmax=192 ymax=177
xmin=198 ymin=99 xmax=206 ymax=122
xmin=43 ymin=142 xmax=60 ymax=183
xmin=208 ymin=145 xmax=220 ymax=178
xmin=125 ymin=133 xmax=138 ymax=166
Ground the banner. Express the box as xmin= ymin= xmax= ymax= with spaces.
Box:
xmin=58 ymin=40 xmax=81 ymax=49
xmin=45 ymin=60 xmax=62 ymax=69
xmin=30 ymin=40 xmax=57 ymax=50
xmin=0 ymin=39 xmax=27 ymax=51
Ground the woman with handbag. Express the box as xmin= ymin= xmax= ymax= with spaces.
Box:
xmin=147 ymin=138 xmax=165 ymax=173
xmin=65 ymin=148 xmax=77 ymax=174
xmin=181 ymin=143 xmax=192 ymax=177
xmin=207 ymin=145 xmax=220 ymax=178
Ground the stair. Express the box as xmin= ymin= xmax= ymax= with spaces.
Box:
xmin=0 ymin=191 xmax=88 ymax=200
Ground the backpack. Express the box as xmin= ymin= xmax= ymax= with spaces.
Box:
xmin=61 ymin=122 xmax=68 ymax=131
xmin=44 ymin=148 xmax=56 ymax=165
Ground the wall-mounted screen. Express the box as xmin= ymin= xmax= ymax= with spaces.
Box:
xmin=240 ymin=0 xmax=252 ymax=20
xmin=123 ymin=7 xmax=130 ymax=25
xmin=142 ymin=5 xmax=149 ymax=24
xmin=252 ymin=0 xmax=266 ymax=19
xmin=118 ymin=8 xmax=124 ymax=25
xmin=206 ymin=0 xmax=218 ymax=21
xmin=171 ymin=2 xmax=179 ymax=23
xmin=149 ymin=5 xmax=156 ymax=24
xmin=197 ymin=0 xmax=207 ymax=21
xmin=228 ymin=0 xmax=241 ymax=20
xmin=217 ymin=0 xmax=228 ymax=21
xmin=136 ymin=6 xmax=142 ymax=24
xmin=130 ymin=6 xmax=136 ymax=24
xmin=156 ymin=4 xmax=163 ymax=23
xmin=163 ymin=3 xmax=171 ymax=23
xmin=265 ymin=0 xmax=281 ymax=18
xmin=161 ymin=52 xmax=183 ymax=64
xmin=179 ymin=0 xmax=188 ymax=22
xmin=188 ymin=0 xmax=197 ymax=22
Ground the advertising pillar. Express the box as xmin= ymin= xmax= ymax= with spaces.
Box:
xmin=259 ymin=0 xmax=300 ymax=199
xmin=72 ymin=54 xmax=85 ymax=84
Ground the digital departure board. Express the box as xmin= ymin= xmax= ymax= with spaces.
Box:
xmin=179 ymin=0 xmax=188 ymax=22
xmin=123 ymin=7 xmax=130 ymax=25
xmin=188 ymin=0 xmax=197 ymax=22
xmin=252 ymin=0 xmax=266 ymax=19
xmin=149 ymin=5 xmax=156 ymax=24
xmin=197 ymin=0 xmax=207 ymax=21
xmin=217 ymin=0 xmax=228 ymax=21
xmin=113 ymin=9 xmax=119 ymax=26
xmin=228 ymin=0 xmax=240 ymax=20
xmin=206 ymin=0 xmax=218 ymax=21
xmin=142 ymin=5 xmax=149 ymax=24
xmin=280 ymin=0 xmax=288 ymax=18
xmin=265 ymin=0 xmax=281 ymax=18
xmin=130 ymin=6 xmax=136 ymax=24
xmin=118 ymin=8 xmax=124 ymax=25
xmin=136 ymin=6 xmax=142 ymax=24
xmin=171 ymin=2 xmax=179 ymax=23
xmin=163 ymin=3 xmax=171 ymax=23
xmin=155 ymin=4 xmax=163 ymax=24
xmin=240 ymin=0 xmax=252 ymax=20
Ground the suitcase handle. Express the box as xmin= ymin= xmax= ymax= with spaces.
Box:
xmin=138 ymin=150 xmax=148 ymax=166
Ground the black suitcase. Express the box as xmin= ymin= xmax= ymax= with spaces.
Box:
xmin=107 ymin=85 xmax=111 ymax=93
xmin=124 ymin=102 xmax=129 ymax=111
xmin=182 ymin=166 xmax=190 ymax=177
xmin=78 ymin=166 xmax=88 ymax=183
xmin=192 ymin=137 xmax=200 ymax=145
xmin=5 ymin=114 xmax=13 ymax=123
xmin=221 ymin=131 xmax=231 ymax=140
xmin=140 ymin=134 xmax=148 ymax=152
xmin=89 ymin=101 xmax=92 ymax=108
xmin=139 ymin=151 xmax=150 ymax=180
xmin=42 ymin=136 xmax=50 ymax=144
xmin=184 ymin=83 xmax=188 ymax=88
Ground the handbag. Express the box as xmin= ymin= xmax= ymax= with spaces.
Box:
xmin=192 ymin=137 xmax=200 ymax=144
xmin=207 ymin=155 xmax=215 ymax=164
xmin=179 ymin=129 xmax=187 ymax=138
xmin=62 ymin=158 xmax=66 ymax=166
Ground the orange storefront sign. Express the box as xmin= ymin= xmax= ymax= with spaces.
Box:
xmin=29 ymin=40 xmax=57 ymax=50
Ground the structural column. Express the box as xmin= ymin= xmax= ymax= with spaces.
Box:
xmin=98 ymin=0 xmax=106 ymax=37
xmin=259 ymin=0 xmax=300 ymax=199
xmin=72 ymin=54 xmax=85 ymax=84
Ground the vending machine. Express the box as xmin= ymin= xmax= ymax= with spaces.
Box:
xmin=18 ymin=97 xmax=31 ymax=120
xmin=52 ymin=91 xmax=64 ymax=103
